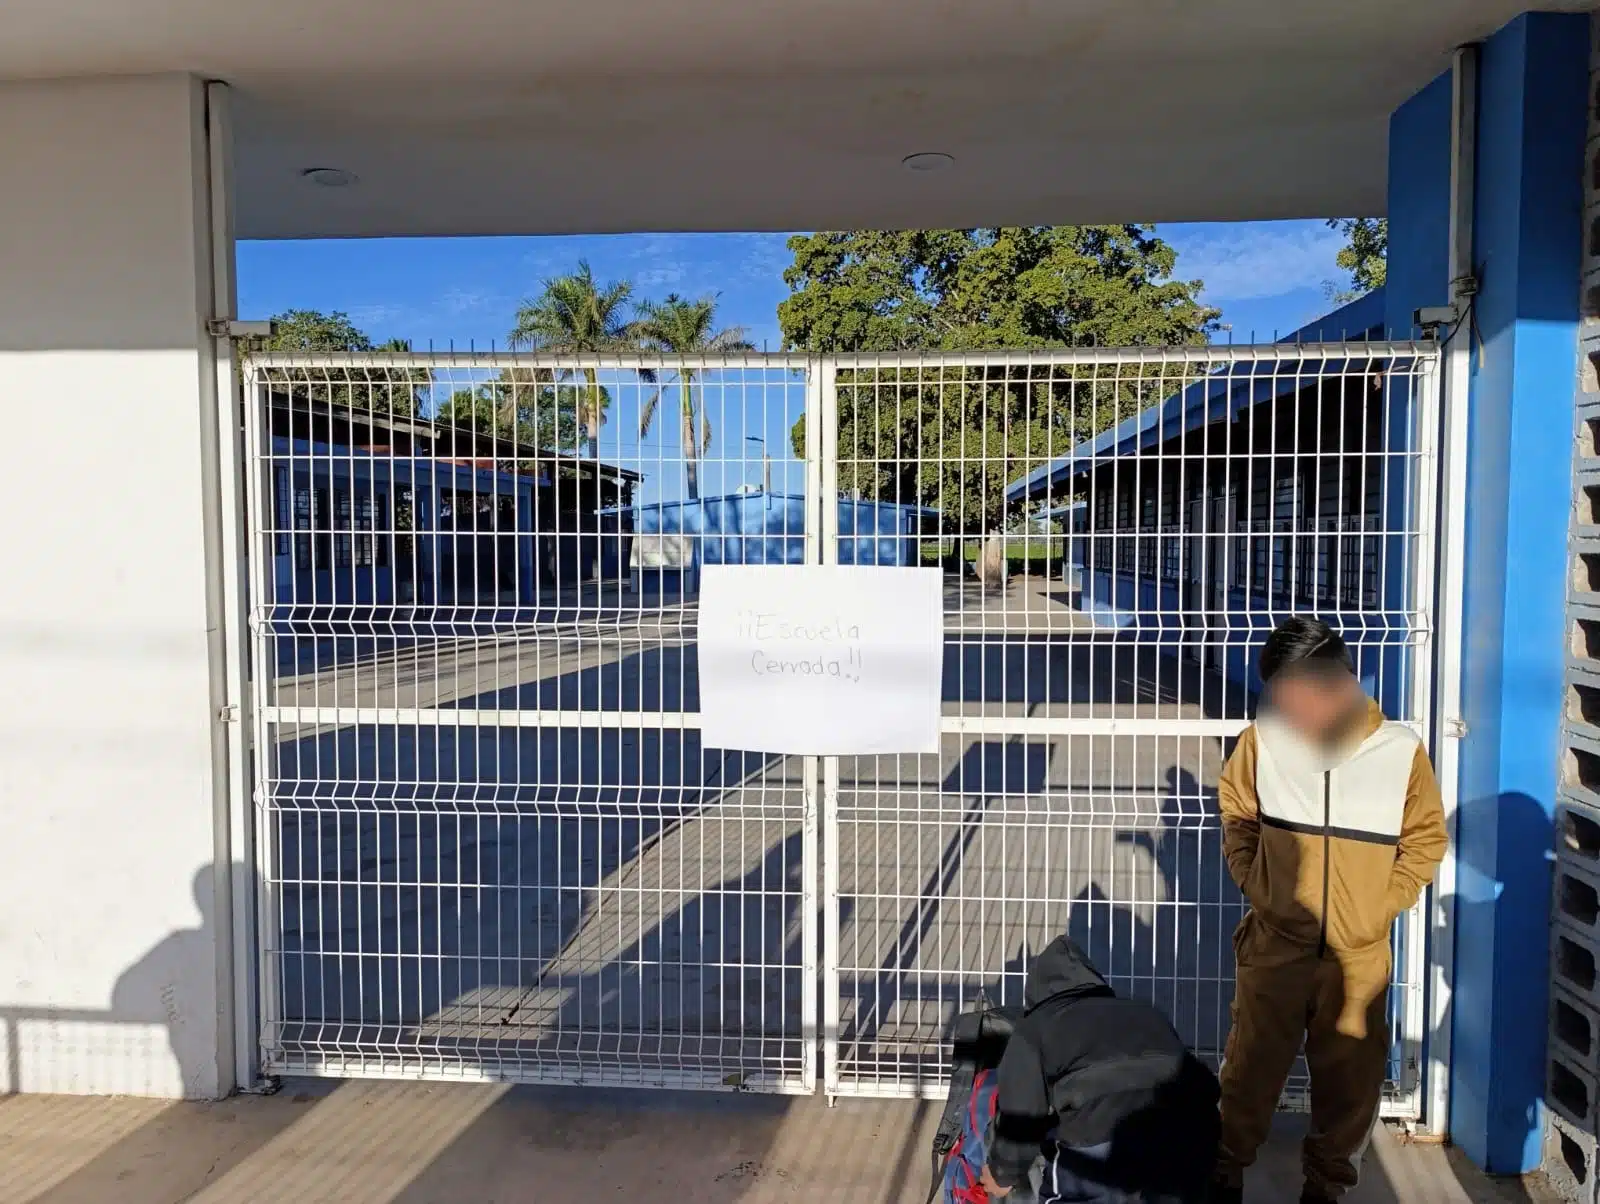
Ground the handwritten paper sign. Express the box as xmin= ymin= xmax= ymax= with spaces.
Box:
xmin=696 ymin=565 xmax=944 ymax=755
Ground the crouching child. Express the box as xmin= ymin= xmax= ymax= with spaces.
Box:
xmin=980 ymin=936 xmax=1220 ymax=1203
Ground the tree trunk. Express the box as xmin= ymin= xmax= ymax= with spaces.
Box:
xmin=583 ymin=367 xmax=601 ymax=459
xmin=680 ymin=378 xmax=699 ymax=501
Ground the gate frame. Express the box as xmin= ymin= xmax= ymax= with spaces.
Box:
xmin=239 ymin=350 xmax=823 ymax=1095
xmin=812 ymin=345 xmax=1448 ymax=1121
xmin=229 ymin=344 xmax=1452 ymax=1117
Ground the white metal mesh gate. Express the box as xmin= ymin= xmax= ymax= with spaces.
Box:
xmin=814 ymin=346 xmax=1441 ymax=1119
xmin=240 ymin=342 xmax=1441 ymax=1113
xmin=244 ymin=352 xmax=818 ymax=1091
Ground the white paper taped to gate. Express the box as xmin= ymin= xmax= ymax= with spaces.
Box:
xmin=696 ymin=565 xmax=944 ymax=755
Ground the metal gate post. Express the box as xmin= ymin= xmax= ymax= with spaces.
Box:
xmin=197 ymin=80 xmax=266 ymax=1094
xmin=816 ymin=357 xmax=842 ymax=1101
xmin=1399 ymin=349 xmax=1445 ymax=1120
xmin=801 ymin=358 xmax=825 ymax=1095
xmin=240 ymin=363 xmax=281 ymax=1077
xmin=1422 ymin=42 xmax=1480 ymax=1135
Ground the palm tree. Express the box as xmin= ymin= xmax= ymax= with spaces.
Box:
xmin=509 ymin=261 xmax=636 ymax=458
xmin=635 ymin=293 xmax=754 ymax=500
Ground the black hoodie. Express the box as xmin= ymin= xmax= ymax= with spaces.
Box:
xmin=986 ymin=936 xmax=1220 ymax=1193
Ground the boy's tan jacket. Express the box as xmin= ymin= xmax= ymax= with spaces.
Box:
xmin=1218 ymin=697 xmax=1448 ymax=955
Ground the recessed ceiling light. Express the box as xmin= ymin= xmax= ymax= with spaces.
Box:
xmin=902 ymin=152 xmax=955 ymax=172
xmin=301 ymin=167 xmax=358 ymax=188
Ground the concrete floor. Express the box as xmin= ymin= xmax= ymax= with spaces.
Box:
xmin=41 ymin=575 xmax=1474 ymax=1200
xmin=0 ymin=1081 xmax=1561 ymax=1204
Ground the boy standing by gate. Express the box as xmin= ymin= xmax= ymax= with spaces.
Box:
xmin=1211 ymin=618 xmax=1447 ymax=1203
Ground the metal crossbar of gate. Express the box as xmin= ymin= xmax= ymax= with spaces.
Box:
xmin=239 ymin=341 xmax=1441 ymax=1115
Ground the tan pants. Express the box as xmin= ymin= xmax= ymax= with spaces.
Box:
xmin=1215 ymin=913 xmax=1391 ymax=1200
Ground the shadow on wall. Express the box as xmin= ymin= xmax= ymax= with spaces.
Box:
xmin=1446 ymin=789 xmax=1554 ymax=1177
xmin=1 ymin=865 xmax=236 ymax=1100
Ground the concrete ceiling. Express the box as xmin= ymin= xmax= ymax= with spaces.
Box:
xmin=5 ymin=0 xmax=1591 ymax=239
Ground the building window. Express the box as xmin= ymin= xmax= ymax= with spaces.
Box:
xmin=1089 ymin=487 xmax=1110 ymax=571
xmin=355 ymin=493 xmax=376 ymax=568
xmin=1269 ymin=473 xmax=1296 ymax=601
xmin=1116 ymin=479 xmax=1135 ymax=572
xmin=294 ymin=487 xmax=313 ymax=572
xmin=1136 ymin=479 xmax=1157 ymax=577
xmin=273 ymin=468 xmax=290 ymax=556
xmin=1162 ymin=525 xmax=1182 ymax=580
xmin=1338 ymin=514 xmax=1381 ymax=608
xmin=334 ymin=488 xmax=354 ymax=568
xmin=376 ymin=491 xmax=390 ymax=569
xmin=393 ymin=486 xmax=414 ymax=572
xmin=312 ymin=488 xmax=332 ymax=570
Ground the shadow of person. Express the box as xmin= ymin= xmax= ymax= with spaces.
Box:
xmin=108 ymin=866 xmax=226 ymax=1098
xmin=1440 ymin=788 xmax=1556 ymax=1183
xmin=1067 ymin=882 xmax=1155 ymax=997
xmin=542 ymin=830 xmax=810 ymax=1087
xmin=1419 ymin=880 xmax=1543 ymax=1202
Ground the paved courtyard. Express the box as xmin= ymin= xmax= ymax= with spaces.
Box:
xmin=251 ymin=576 xmax=1397 ymax=1106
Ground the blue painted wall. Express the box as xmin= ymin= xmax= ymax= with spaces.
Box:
xmin=1386 ymin=12 xmax=1586 ymax=1172
xmin=1384 ymin=74 xmax=1454 ymax=340
xmin=628 ymin=491 xmax=933 ymax=572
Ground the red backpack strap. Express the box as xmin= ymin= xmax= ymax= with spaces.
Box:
xmin=968 ymin=1068 xmax=991 ymax=1134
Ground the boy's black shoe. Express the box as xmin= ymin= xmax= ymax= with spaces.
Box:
xmin=1208 ymin=1182 xmax=1244 ymax=1204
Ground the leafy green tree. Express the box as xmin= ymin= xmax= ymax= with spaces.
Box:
xmin=266 ymin=309 xmax=373 ymax=353
xmin=510 ymin=261 xmax=637 ymax=458
xmin=1325 ymin=217 xmax=1387 ymax=301
xmin=779 ymin=228 xmax=1217 ymax=530
xmin=262 ymin=309 xmax=427 ymax=416
xmin=435 ymin=369 xmax=580 ymax=457
xmin=635 ymin=293 xmax=755 ymax=500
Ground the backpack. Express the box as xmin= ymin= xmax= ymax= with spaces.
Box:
xmin=930 ymin=992 xmax=1020 ymax=1204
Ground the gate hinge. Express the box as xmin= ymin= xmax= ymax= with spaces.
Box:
xmin=1443 ymin=717 xmax=1468 ymax=738
xmin=207 ymin=319 xmax=277 ymax=339
xmin=218 ymin=704 xmax=240 ymax=724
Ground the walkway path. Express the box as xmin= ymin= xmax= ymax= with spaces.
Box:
xmin=0 ymin=1083 xmax=1557 ymax=1204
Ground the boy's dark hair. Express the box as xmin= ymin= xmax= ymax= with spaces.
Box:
xmin=1258 ymin=616 xmax=1354 ymax=684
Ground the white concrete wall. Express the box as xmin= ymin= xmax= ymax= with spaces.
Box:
xmin=0 ymin=74 xmax=231 ymax=1097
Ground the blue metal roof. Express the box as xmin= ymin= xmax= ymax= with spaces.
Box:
xmin=1004 ymin=289 xmax=1389 ymax=505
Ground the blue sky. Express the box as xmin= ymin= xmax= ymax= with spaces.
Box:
xmin=238 ymin=221 xmax=1358 ymax=502
xmin=237 ymin=220 xmax=1355 ymax=354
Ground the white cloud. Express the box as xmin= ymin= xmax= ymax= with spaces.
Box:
xmin=1170 ymin=221 xmax=1345 ymax=302
xmin=729 ymin=232 xmax=796 ymax=282
xmin=636 ymin=264 xmax=687 ymax=287
xmin=439 ymin=288 xmax=495 ymax=315
xmin=347 ymin=303 xmax=407 ymax=328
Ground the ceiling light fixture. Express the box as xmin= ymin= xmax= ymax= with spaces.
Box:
xmin=901 ymin=152 xmax=955 ymax=172
xmin=301 ymin=167 xmax=358 ymax=188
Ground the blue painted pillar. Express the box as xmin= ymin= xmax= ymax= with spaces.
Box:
xmin=1387 ymin=11 xmax=1587 ymax=1173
